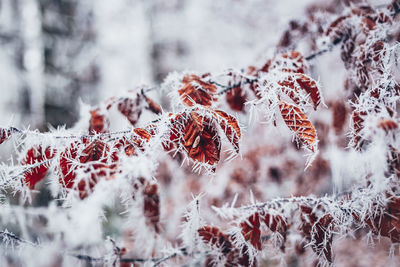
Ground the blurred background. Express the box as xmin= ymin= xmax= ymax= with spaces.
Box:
xmin=0 ymin=0 xmax=324 ymax=130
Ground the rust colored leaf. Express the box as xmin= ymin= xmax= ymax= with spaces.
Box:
xmin=363 ymin=196 xmax=400 ymax=243
xmin=295 ymin=74 xmax=321 ymax=110
xmin=89 ymin=108 xmax=110 ymax=134
xmin=226 ymin=86 xmax=247 ymax=112
xmin=352 ymin=111 xmax=367 ymax=148
xmin=59 ymin=139 xmax=117 ymax=199
xmin=325 ymin=15 xmax=351 ymax=44
xmin=213 ymin=110 xmax=241 ymax=153
xmin=271 ymin=51 xmax=307 ymax=74
xmin=144 ymin=95 xmax=162 ymax=114
xmin=169 ymin=112 xmax=221 ymax=165
xmin=143 ymin=181 xmax=160 ymax=233
xmin=299 ymin=205 xmax=334 ymax=263
xmin=263 ymin=213 xmax=288 ymax=251
xmin=279 ymin=102 xmax=318 ymax=152
xmin=378 ymin=118 xmax=398 ymax=132
xmin=198 ymin=226 xmax=232 ymax=254
xmin=22 ymin=146 xmax=55 ymax=189
xmin=332 ymin=101 xmax=347 ymax=133
xmin=240 ymin=212 xmax=262 ymax=250
xmin=178 ymin=74 xmax=217 ymax=107
xmin=117 ymin=95 xmax=143 ymax=126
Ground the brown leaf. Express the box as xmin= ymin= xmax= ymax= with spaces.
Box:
xmin=363 ymin=196 xmax=400 ymax=243
xmin=198 ymin=226 xmax=232 ymax=254
xmin=117 ymin=95 xmax=143 ymax=126
xmin=378 ymin=119 xmax=398 ymax=132
xmin=213 ymin=110 xmax=241 ymax=153
xmin=279 ymin=101 xmax=318 ymax=152
xmin=178 ymin=74 xmax=217 ymax=107
xmin=263 ymin=213 xmax=288 ymax=251
xmin=271 ymin=51 xmax=307 ymax=74
xmin=299 ymin=205 xmax=334 ymax=263
xmin=169 ymin=112 xmax=221 ymax=165
xmin=144 ymin=95 xmax=162 ymax=114
xmin=295 ymin=74 xmax=321 ymax=110
xmin=240 ymin=212 xmax=262 ymax=250
xmin=351 ymin=111 xmax=367 ymax=148
xmin=226 ymin=86 xmax=247 ymax=112
xmin=59 ymin=139 xmax=117 ymax=199
xmin=143 ymin=181 xmax=160 ymax=233
xmin=89 ymin=108 xmax=110 ymax=134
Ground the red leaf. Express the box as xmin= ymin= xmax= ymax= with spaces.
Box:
xmin=271 ymin=51 xmax=307 ymax=74
xmin=378 ymin=118 xmax=398 ymax=132
xmin=299 ymin=205 xmax=334 ymax=263
xmin=295 ymin=74 xmax=321 ymax=110
xmin=279 ymin=101 xmax=318 ymax=152
xmin=213 ymin=110 xmax=241 ymax=153
xmin=351 ymin=111 xmax=367 ymax=148
xmin=198 ymin=226 xmax=232 ymax=254
xmin=22 ymin=146 xmax=55 ymax=189
xmin=362 ymin=196 xmax=400 ymax=243
xmin=263 ymin=213 xmax=288 ymax=251
xmin=89 ymin=108 xmax=109 ymax=134
xmin=168 ymin=112 xmax=221 ymax=165
xmin=226 ymin=86 xmax=247 ymax=112
xmin=240 ymin=212 xmax=262 ymax=250
xmin=178 ymin=74 xmax=217 ymax=107
xmin=117 ymin=95 xmax=143 ymax=126
xmin=143 ymin=181 xmax=160 ymax=233
xmin=59 ymin=139 xmax=117 ymax=199
xmin=144 ymin=95 xmax=162 ymax=114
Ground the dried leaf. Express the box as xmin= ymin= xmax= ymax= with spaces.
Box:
xmin=117 ymin=95 xmax=143 ymax=126
xmin=299 ymin=205 xmax=334 ymax=263
xmin=226 ymin=86 xmax=247 ymax=112
xmin=378 ymin=119 xmax=398 ymax=132
xmin=240 ymin=212 xmax=262 ymax=250
xmin=143 ymin=181 xmax=160 ymax=233
xmin=263 ymin=213 xmax=288 ymax=251
xmin=271 ymin=51 xmax=307 ymax=74
xmin=198 ymin=226 xmax=232 ymax=254
xmin=169 ymin=112 xmax=221 ymax=165
xmin=144 ymin=95 xmax=162 ymax=114
xmin=178 ymin=74 xmax=217 ymax=107
xmin=22 ymin=146 xmax=55 ymax=189
xmin=89 ymin=108 xmax=110 ymax=134
xmin=279 ymin=101 xmax=318 ymax=152
xmin=59 ymin=139 xmax=117 ymax=199
xmin=295 ymin=74 xmax=321 ymax=110
xmin=213 ymin=110 xmax=241 ymax=153
xmin=363 ymin=196 xmax=400 ymax=243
